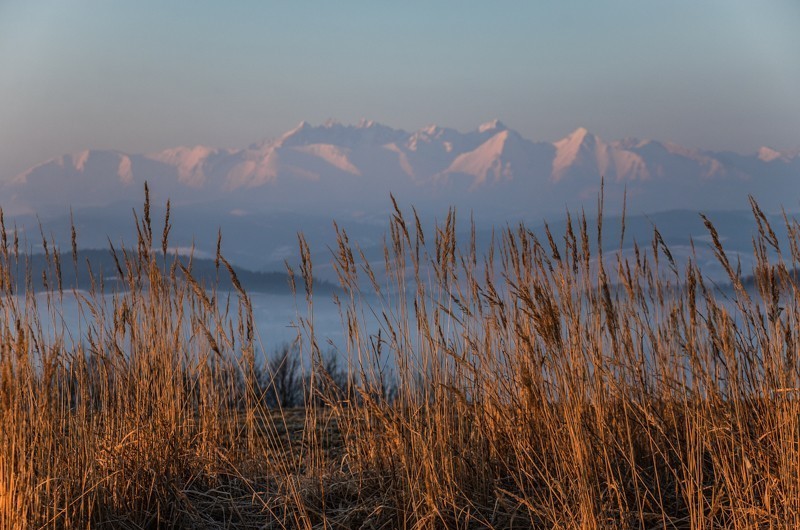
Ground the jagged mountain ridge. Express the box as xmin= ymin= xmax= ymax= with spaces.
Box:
xmin=4 ymin=120 xmax=798 ymax=217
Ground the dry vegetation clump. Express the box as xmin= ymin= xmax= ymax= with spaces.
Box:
xmin=1 ymin=185 xmax=800 ymax=529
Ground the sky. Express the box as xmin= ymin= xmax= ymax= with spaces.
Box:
xmin=0 ymin=1 xmax=798 ymax=180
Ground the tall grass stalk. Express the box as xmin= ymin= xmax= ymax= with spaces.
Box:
xmin=1 ymin=188 xmax=799 ymax=528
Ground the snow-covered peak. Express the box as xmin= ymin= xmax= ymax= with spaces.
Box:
xmin=9 ymin=149 xmax=136 ymax=190
xmin=552 ymin=128 xmax=608 ymax=181
xmin=553 ymin=127 xmax=600 ymax=157
xmin=150 ymin=145 xmax=218 ymax=187
xmin=445 ymin=129 xmax=514 ymax=181
xmin=560 ymin=127 xmax=593 ymax=144
xmin=153 ymin=145 xmax=216 ymax=163
xmin=5 ymin=120 xmax=793 ymax=220
xmin=758 ymin=146 xmax=784 ymax=162
xmin=420 ymin=124 xmax=443 ymax=136
xmin=613 ymin=137 xmax=650 ymax=150
xmin=275 ymin=121 xmax=312 ymax=144
xmin=276 ymin=120 xmax=406 ymax=149
xmin=293 ymin=120 xmax=311 ymax=132
xmin=73 ymin=150 xmax=93 ymax=172
xmin=411 ymin=124 xmax=462 ymax=142
xmin=478 ymin=119 xmax=508 ymax=133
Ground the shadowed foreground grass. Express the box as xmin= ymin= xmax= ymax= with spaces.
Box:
xmin=2 ymin=189 xmax=800 ymax=528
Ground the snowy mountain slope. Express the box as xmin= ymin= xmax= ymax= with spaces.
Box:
xmin=2 ymin=120 xmax=797 ymax=218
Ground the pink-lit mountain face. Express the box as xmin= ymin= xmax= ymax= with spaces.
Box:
xmin=3 ymin=120 xmax=798 ymax=218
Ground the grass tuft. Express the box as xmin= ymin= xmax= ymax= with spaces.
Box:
xmin=2 ymin=188 xmax=800 ymax=528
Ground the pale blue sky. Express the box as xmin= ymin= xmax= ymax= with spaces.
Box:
xmin=0 ymin=1 xmax=798 ymax=178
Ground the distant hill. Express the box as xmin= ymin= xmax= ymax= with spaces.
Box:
xmin=1 ymin=249 xmax=337 ymax=295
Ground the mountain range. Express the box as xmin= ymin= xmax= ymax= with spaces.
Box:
xmin=3 ymin=120 xmax=798 ymax=219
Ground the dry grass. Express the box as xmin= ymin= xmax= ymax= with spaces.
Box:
xmin=2 ymin=186 xmax=800 ymax=529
